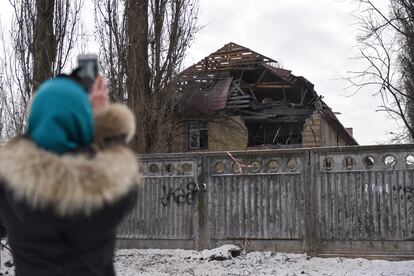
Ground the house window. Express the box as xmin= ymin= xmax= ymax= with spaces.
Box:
xmin=188 ymin=121 xmax=208 ymax=150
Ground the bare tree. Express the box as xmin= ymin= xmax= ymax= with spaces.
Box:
xmin=94 ymin=0 xmax=127 ymax=102
xmin=0 ymin=1 xmax=35 ymax=138
xmin=0 ymin=0 xmax=83 ymax=140
xmin=94 ymin=0 xmax=199 ymax=153
xmin=146 ymin=0 xmax=199 ymax=153
xmin=349 ymin=0 xmax=414 ymax=142
xmin=396 ymin=0 xmax=414 ymax=141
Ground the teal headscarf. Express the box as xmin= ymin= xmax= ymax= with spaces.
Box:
xmin=27 ymin=77 xmax=95 ymax=155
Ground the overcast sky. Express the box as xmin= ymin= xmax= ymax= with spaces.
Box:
xmin=184 ymin=0 xmax=396 ymax=145
xmin=0 ymin=0 xmax=396 ymax=145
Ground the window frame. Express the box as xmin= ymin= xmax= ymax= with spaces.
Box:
xmin=187 ymin=120 xmax=208 ymax=150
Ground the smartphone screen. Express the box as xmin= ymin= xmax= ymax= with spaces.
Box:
xmin=77 ymin=54 xmax=98 ymax=91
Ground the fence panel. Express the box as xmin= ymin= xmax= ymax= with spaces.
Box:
xmin=312 ymin=145 xmax=414 ymax=257
xmin=117 ymin=153 xmax=203 ymax=249
xmin=205 ymin=150 xmax=308 ymax=252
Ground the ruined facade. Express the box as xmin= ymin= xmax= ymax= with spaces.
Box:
xmin=172 ymin=42 xmax=357 ymax=152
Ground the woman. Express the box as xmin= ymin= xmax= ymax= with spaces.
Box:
xmin=0 ymin=216 xmax=7 ymax=273
xmin=0 ymin=75 xmax=141 ymax=276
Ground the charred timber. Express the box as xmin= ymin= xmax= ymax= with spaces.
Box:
xmin=243 ymin=115 xmax=309 ymax=123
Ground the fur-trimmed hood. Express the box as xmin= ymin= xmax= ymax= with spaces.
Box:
xmin=0 ymin=104 xmax=141 ymax=217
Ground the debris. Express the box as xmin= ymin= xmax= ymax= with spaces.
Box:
xmin=200 ymin=244 xmax=242 ymax=261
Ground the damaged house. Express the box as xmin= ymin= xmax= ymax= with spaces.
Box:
xmin=171 ymin=42 xmax=357 ymax=152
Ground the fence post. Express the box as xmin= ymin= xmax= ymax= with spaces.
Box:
xmin=304 ymin=149 xmax=317 ymax=256
xmin=196 ymin=153 xmax=209 ymax=250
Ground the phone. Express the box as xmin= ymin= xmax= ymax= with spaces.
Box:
xmin=77 ymin=54 xmax=99 ymax=92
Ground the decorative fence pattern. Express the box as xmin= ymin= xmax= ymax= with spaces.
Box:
xmin=117 ymin=153 xmax=202 ymax=249
xmin=204 ymin=151 xmax=308 ymax=252
xmin=117 ymin=145 xmax=414 ymax=258
xmin=312 ymin=146 xmax=414 ymax=257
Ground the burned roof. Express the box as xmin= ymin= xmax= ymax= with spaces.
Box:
xmin=177 ymin=42 xmax=358 ymax=146
xmin=181 ymin=42 xmax=277 ymax=81
xmin=178 ymin=77 xmax=233 ymax=113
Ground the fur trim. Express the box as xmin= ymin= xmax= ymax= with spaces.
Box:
xmin=94 ymin=104 xmax=136 ymax=147
xmin=0 ymin=138 xmax=141 ymax=216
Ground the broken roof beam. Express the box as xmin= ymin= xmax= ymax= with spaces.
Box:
xmin=242 ymin=81 xmax=292 ymax=89
xmin=255 ymin=69 xmax=267 ymax=84
xmin=264 ymin=109 xmax=313 ymax=117
xmin=299 ymin=87 xmax=309 ymax=106
xmin=227 ymin=99 xmax=251 ymax=105
xmin=250 ymin=104 xmax=314 ymax=114
xmin=226 ymin=103 xmax=251 ymax=110
xmin=228 ymin=95 xmax=251 ymax=100
xmin=182 ymin=42 xmax=276 ymax=75
xmin=192 ymin=64 xmax=262 ymax=72
xmin=243 ymin=115 xmax=309 ymax=123
xmin=231 ymin=79 xmax=247 ymax=96
xmin=180 ymin=72 xmax=231 ymax=81
xmin=200 ymin=56 xmax=270 ymax=66
xmin=226 ymin=104 xmax=251 ymax=109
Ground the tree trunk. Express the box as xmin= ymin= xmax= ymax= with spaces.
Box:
xmin=33 ymin=0 xmax=56 ymax=92
xmin=125 ymin=0 xmax=151 ymax=153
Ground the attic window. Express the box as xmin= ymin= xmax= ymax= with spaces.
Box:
xmin=188 ymin=121 xmax=208 ymax=150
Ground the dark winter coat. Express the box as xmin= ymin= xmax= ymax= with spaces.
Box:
xmin=0 ymin=104 xmax=141 ymax=276
xmin=0 ymin=217 xmax=6 ymax=239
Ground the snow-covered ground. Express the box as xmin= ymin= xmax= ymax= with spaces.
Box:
xmin=1 ymin=244 xmax=414 ymax=275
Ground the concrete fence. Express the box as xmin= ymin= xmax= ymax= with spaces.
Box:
xmin=117 ymin=145 xmax=414 ymax=259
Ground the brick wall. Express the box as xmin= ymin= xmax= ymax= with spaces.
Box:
xmin=168 ymin=116 xmax=248 ymax=152
xmin=302 ymin=111 xmax=349 ymax=147
xmin=208 ymin=116 xmax=248 ymax=151
xmin=302 ymin=112 xmax=322 ymax=147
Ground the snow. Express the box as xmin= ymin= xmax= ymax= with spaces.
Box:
xmin=0 ymin=243 xmax=13 ymax=276
xmin=2 ymin=244 xmax=414 ymax=275
xmin=114 ymin=245 xmax=414 ymax=276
